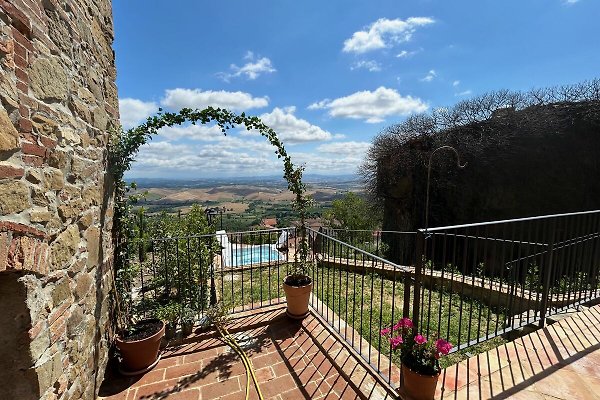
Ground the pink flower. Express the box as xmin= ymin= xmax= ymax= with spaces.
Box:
xmin=392 ymin=317 xmax=414 ymax=331
xmin=389 ymin=335 xmax=404 ymax=349
xmin=414 ymin=334 xmax=427 ymax=345
xmin=435 ymin=339 xmax=453 ymax=355
xmin=380 ymin=327 xmax=391 ymax=336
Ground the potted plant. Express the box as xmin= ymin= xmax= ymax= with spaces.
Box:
xmin=181 ymin=305 xmax=196 ymax=337
xmin=283 ymin=224 xmax=313 ymax=319
xmin=380 ymin=318 xmax=453 ymax=400
xmin=113 ymin=261 xmax=165 ymax=375
xmin=156 ymin=302 xmax=181 ymax=340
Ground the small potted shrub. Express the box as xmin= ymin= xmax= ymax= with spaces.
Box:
xmin=283 ymin=225 xmax=312 ymax=319
xmin=181 ymin=306 xmax=196 ymax=337
xmin=156 ymin=302 xmax=181 ymax=339
xmin=380 ymin=318 xmax=453 ymax=400
xmin=113 ymin=263 xmax=165 ymax=375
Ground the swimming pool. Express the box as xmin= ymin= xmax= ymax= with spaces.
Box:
xmin=225 ymin=244 xmax=284 ymax=267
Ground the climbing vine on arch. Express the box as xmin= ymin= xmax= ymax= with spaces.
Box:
xmin=108 ymin=107 xmax=310 ymax=328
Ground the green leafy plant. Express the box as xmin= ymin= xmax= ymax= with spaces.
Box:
xmin=156 ymin=302 xmax=182 ymax=326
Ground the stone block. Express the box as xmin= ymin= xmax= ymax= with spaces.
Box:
xmin=82 ymin=185 xmax=102 ymax=207
xmin=30 ymin=208 xmax=52 ymax=223
xmin=31 ymin=114 xmax=59 ymax=138
xmin=55 ymin=126 xmax=80 ymax=146
xmin=51 ymin=277 xmax=71 ymax=305
xmin=29 ymin=57 xmax=68 ymax=102
xmin=47 ymin=148 xmax=71 ymax=171
xmin=0 ymin=232 xmax=9 ymax=271
xmin=49 ymin=225 xmax=79 ymax=271
xmin=33 ymin=352 xmax=63 ymax=393
xmin=0 ymin=104 xmax=19 ymax=152
xmin=0 ymin=180 xmax=30 ymax=215
xmin=43 ymin=167 xmax=64 ymax=190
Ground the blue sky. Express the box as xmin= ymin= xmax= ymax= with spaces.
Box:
xmin=113 ymin=0 xmax=599 ymax=179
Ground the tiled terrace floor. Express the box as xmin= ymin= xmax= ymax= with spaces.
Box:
xmin=436 ymin=303 xmax=600 ymax=399
xmin=99 ymin=304 xmax=393 ymax=400
xmin=100 ymin=302 xmax=600 ymax=400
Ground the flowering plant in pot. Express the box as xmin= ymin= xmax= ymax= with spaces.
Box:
xmin=380 ymin=318 xmax=453 ymax=400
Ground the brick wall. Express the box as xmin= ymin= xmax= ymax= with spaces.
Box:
xmin=0 ymin=0 xmax=117 ymax=398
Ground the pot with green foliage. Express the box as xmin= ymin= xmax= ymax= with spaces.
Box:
xmin=283 ymin=223 xmax=312 ymax=319
xmin=181 ymin=306 xmax=196 ymax=336
xmin=115 ymin=319 xmax=165 ymax=375
xmin=156 ymin=302 xmax=182 ymax=339
xmin=112 ymin=253 xmax=166 ymax=375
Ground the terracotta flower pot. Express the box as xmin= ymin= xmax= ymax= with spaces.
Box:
xmin=283 ymin=276 xmax=312 ymax=319
xmin=401 ymin=364 xmax=440 ymax=400
xmin=115 ymin=319 xmax=165 ymax=375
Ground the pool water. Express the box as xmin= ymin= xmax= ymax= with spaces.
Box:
xmin=226 ymin=244 xmax=284 ymax=267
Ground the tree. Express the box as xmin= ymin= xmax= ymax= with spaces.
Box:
xmin=324 ymin=192 xmax=380 ymax=244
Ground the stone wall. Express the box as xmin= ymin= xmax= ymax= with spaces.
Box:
xmin=0 ymin=0 xmax=117 ymax=398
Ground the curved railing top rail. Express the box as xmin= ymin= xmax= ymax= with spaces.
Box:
xmin=420 ymin=209 xmax=600 ymax=232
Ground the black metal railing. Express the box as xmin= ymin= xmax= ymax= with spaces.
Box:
xmin=123 ymin=209 xmax=600 ymax=392
xmin=127 ymin=228 xmax=298 ymax=324
xmin=414 ymin=209 xmax=600 ymax=352
xmin=308 ymin=228 xmax=416 ymax=387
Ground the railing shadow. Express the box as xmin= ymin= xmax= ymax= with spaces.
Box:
xmin=438 ymin=306 xmax=600 ymax=399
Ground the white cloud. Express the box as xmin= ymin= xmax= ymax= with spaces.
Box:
xmin=396 ymin=49 xmax=420 ymax=58
xmin=161 ymin=88 xmax=269 ymax=111
xmin=218 ymin=51 xmax=276 ymax=81
xmin=343 ymin=17 xmax=434 ymax=54
xmin=134 ymin=141 xmax=278 ymax=174
xmin=316 ymin=141 xmax=371 ymax=155
xmin=350 ymin=60 xmax=382 ymax=72
xmin=420 ymin=70 xmax=437 ymax=82
xmin=159 ymin=124 xmax=225 ymax=141
xmin=307 ymin=99 xmax=330 ymax=110
xmin=119 ymin=98 xmax=158 ymax=129
xmin=453 ymin=80 xmax=460 ymax=87
xmin=242 ymin=106 xmax=338 ymax=143
xmin=562 ymin=0 xmax=580 ymax=4
xmin=308 ymin=86 xmax=427 ymax=123
xmin=455 ymin=90 xmax=472 ymax=97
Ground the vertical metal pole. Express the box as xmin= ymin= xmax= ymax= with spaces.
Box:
xmin=539 ymin=218 xmax=556 ymax=328
xmin=413 ymin=230 xmax=424 ymax=332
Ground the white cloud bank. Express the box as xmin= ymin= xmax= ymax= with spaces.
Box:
xmin=309 ymin=86 xmax=427 ymax=123
xmin=343 ymin=17 xmax=434 ymax=54
xmin=161 ymin=88 xmax=269 ymax=111
xmin=241 ymin=106 xmax=340 ymax=144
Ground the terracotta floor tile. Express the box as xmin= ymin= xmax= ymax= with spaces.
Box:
xmin=531 ymin=367 xmax=595 ymax=399
xmin=199 ymin=377 xmax=241 ymax=399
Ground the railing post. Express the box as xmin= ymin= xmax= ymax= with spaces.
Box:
xmin=412 ymin=230 xmax=425 ymax=332
xmin=539 ymin=219 xmax=556 ymax=328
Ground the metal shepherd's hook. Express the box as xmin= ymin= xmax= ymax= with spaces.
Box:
xmin=425 ymin=146 xmax=467 ymax=230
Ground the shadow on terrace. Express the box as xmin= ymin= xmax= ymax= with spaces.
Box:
xmin=99 ymin=210 xmax=600 ymax=399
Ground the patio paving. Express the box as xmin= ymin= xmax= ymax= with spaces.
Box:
xmin=98 ymin=303 xmax=393 ymax=400
xmin=99 ymin=301 xmax=600 ymax=400
xmin=435 ymin=303 xmax=600 ymax=399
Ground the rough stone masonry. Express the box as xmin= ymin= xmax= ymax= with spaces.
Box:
xmin=0 ymin=0 xmax=118 ymax=398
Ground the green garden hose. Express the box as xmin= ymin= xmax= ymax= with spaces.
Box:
xmin=216 ymin=324 xmax=265 ymax=400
